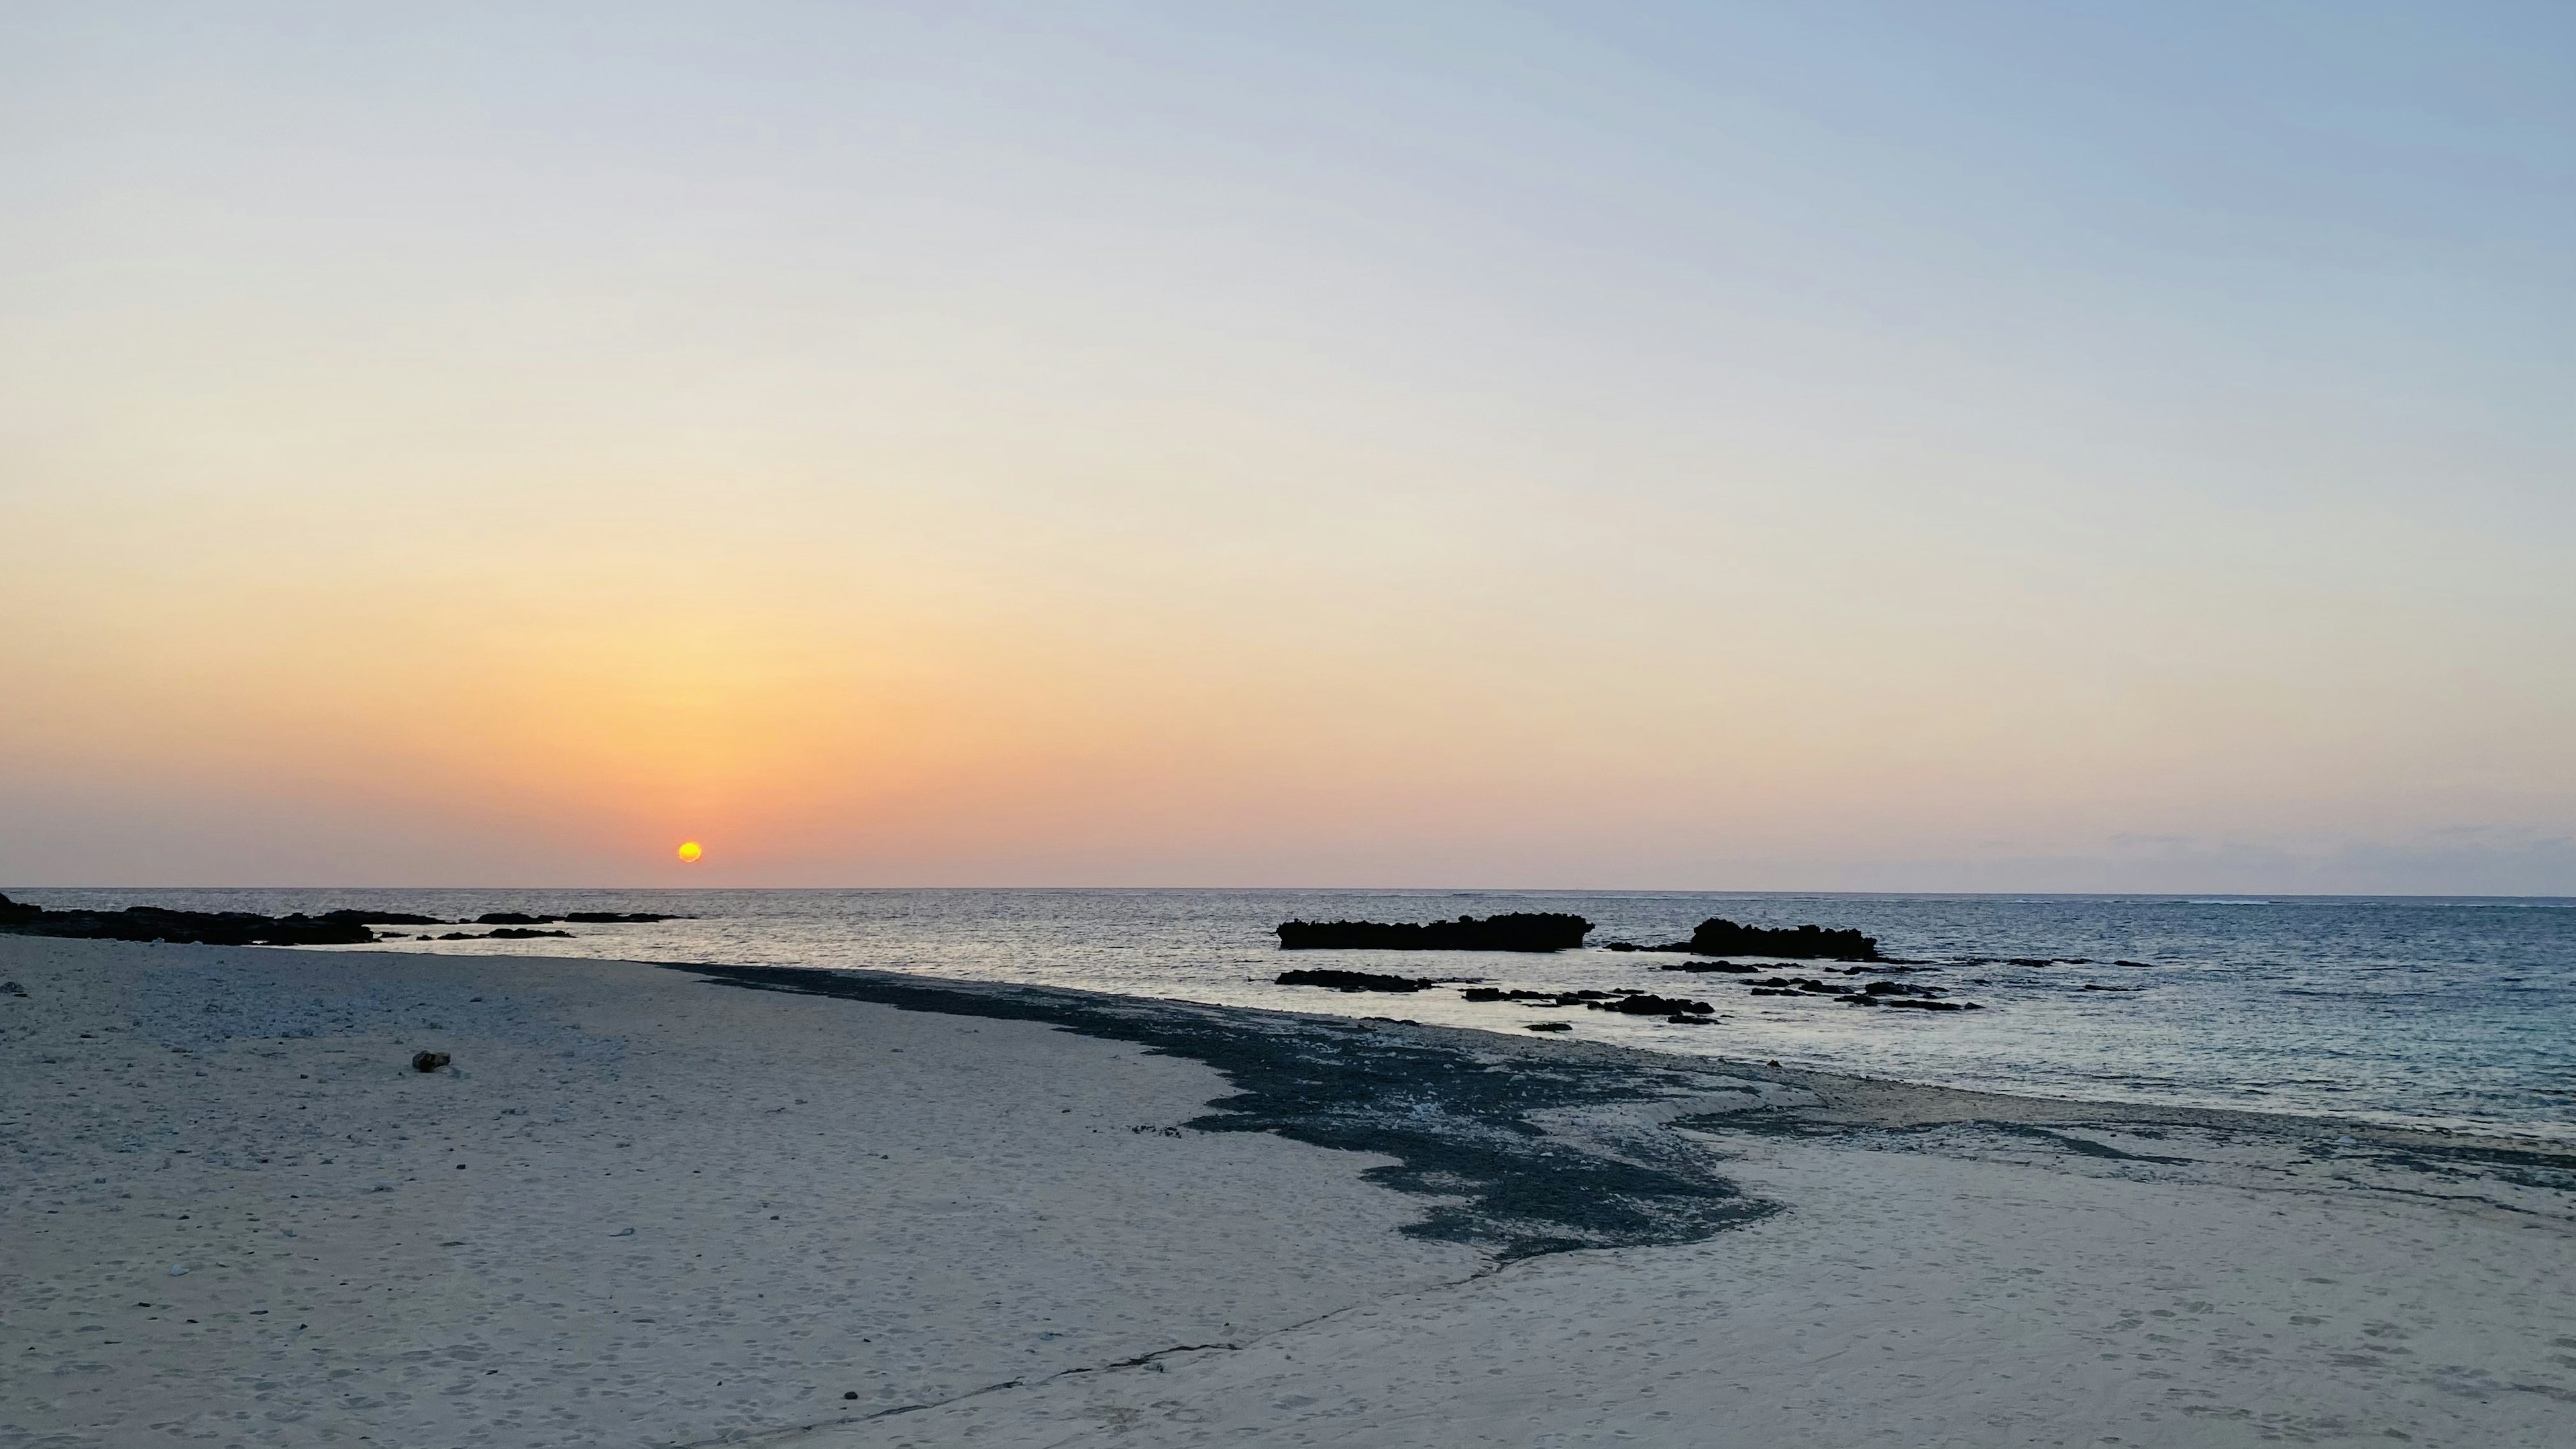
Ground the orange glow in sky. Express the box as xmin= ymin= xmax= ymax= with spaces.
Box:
xmin=3 ymin=7 xmax=2569 ymax=894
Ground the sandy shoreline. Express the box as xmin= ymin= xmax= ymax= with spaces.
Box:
xmin=5 ymin=938 xmax=2572 ymax=1447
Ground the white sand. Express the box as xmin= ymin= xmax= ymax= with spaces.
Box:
xmin=844 ymin=1128 xmax=2576 ymax=1447
xmin=5 ymin=938 xmax=2571 ymax=1448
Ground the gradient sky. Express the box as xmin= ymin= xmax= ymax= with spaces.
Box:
xmin=5 ymin=2 xmax=2571 ymax=892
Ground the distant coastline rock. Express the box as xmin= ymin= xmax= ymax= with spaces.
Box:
xmin=472 ymin=910 xmax=684 ymax=925
xmin=318 ymin=910 xmax=447 ymax=926
xmin=1680 ymin=917 xmax=1881 ymax=961
xmin=0 ymin=892 xmax=378 ymax=947
xmin=1275 ymin=912 xmax=1592 ymax=953
xmin=1275 ymin=968 xmax=1436 ymax=993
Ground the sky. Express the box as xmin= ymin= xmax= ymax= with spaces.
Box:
xmin=3 ymin=1 xmax=2571 ymax=892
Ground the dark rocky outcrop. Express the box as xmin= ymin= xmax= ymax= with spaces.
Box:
xmin=1276 ymin=913 xmax=1592 ymax=953
xmin=1656 ymin=960 xmax=1760 ymax=974
xmin=1684 ymin=918 xmax=1881 ymax=961
xmin=1589 ymin=994 xmax=1715 ymax=1017
xmin=431 ymin=928 xmax=574 ymax=941
xmin=1749 ymin=976 xmax=1843 ymax=994
xmin=1276 ymin=968 xmax=1436 ymax=993
xmin=1729 ymin=973 xmax=1986 ymax=1012
xmin=318 ymin=910 xmax=447 ymax=926
xmin=466 ymin=910 xmax=684 ymax=925
xmin=0 ymin=892 xmax=377 ymax=947
xmin=1523 ymin=1020 xmax=1572 ymax=1032
xmin=411 ymin=1051 xmax=451 ymax=1072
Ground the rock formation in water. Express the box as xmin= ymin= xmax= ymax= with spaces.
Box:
xmin=1275 ymin=968 xmax=1438 ymax=992
xmin=1275 ymin=912 xmax=1592 ymax=953
xmin=1679 ymin=917 xmax=1881 ymax=961
xmin=473 ymin=910 xmax=682 ymax=925
xmin=1586 ymin=993 xmax=1715 ymax=1016
xmin=0 ymin=893 xmax=378 ymax=947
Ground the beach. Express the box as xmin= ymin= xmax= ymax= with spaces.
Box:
xmin=5 ymin=937 xmax=2571 ymax=1448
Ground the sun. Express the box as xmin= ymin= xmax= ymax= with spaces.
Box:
xmin=676 ymin=841 xmax=703 ymax=864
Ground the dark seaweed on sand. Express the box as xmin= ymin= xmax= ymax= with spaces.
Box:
xmin=680 ymin=962 xmax=1770 ymax=1260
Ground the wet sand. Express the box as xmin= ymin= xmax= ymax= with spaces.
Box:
xmin=4 ymin=937 xmax=2571 ymax=1447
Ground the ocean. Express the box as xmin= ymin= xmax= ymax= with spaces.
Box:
xmin=21 ymin=887 xmax=2575 ymax=1144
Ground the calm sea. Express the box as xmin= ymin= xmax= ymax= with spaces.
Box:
xmin=23 ymin=888 xmax=2575 ymax=1144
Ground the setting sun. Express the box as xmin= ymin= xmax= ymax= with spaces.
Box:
xmin=676 ymin=841 xmax=702 ymax=863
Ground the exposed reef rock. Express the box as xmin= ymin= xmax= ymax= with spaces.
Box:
xmin=1750 ymin=976 xmax=1845 ymax=995
xmin=1734 ymin=972 xmax=1985 ymax=1012
xmin=1275 ymin=968 xmax=1437 ymax=993
xmin=1587 ymin=994 xmax=1715 ymax=1017
xmin=1276 ymin=912 xmax=1592 ymax=953
xmin=1681 ymin=917 xmax=1882 ymax=961
xmin=1458 ymin=985 xmax=1716 ymax=1022
xmin=0 ymin=893 xmax=377 ymax=947
xmin=432 ymin=928 xmax=575 ymax=941
xmin=472 ymin=910 xmax=688 ymax=925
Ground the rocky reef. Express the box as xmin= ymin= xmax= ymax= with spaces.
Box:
xmin=1275 ymin=968 xmax=1437 ymax=993
xmin=1275 ymin=912 xmax=1593 ymax=952
xmin=476 ymin=911 xmax=686 ymax=925
xmin=1675 ymin=917 xmax=1881 ymax=961
xmin=0 ymin=893 xmax=378 ymax=947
